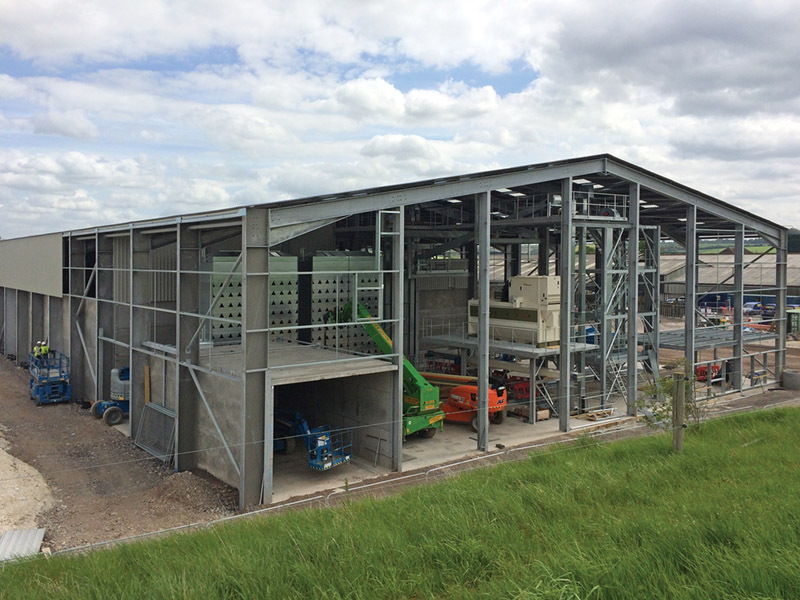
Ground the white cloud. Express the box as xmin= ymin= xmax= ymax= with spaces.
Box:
xmin=32 ymin=110 xmax=98 ymax=139
xmin=331 ymin=78 xmax=405 ymax=121
xmin=1 ymin=0 xmax=799 ymax=237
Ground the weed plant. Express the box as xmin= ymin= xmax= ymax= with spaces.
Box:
xmin=2 ymin=408 xmax=799 ymax=599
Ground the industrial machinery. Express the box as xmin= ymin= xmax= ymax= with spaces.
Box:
xmin=91 ymin=367 xmax=130 ymax=426
xmin=468 ymin=275 xmax=561 ymax=346
xmin=274 ymin=410 xmax=352 ymax=471
xmin=442 ymin=384 xmax=507 ymax=431
xmin=330 ymin=303 xmax=445 ymax=438
xmin=419 ymin=371 xmax=508 ymax=431
xmin=28 ymin=352 xmax=72 ymax=406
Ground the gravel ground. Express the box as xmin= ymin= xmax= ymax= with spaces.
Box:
xmin=0 ymin=357 xmax=237 ymax=551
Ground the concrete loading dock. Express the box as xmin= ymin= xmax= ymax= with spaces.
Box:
xmin=0 ymin=154 xmax=791 ymax=510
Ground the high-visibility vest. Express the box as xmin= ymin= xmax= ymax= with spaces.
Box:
xmin=33 ymin=346 xmax=41 ymax=357
xmin=41 ymin=344 xmax=49 ymax=355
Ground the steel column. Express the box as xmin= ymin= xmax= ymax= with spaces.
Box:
xmin=176 ymin=223 xmax=201 ymax=472
xmin=262 ymin=370 xmax=273 ymax=503
xmin=241 ymin=208 xmax=270 ymax=508
xmin=577 ymin=226 xmax=587 ymax=409
xmin=685 ymin=206 xmax=697 ymax=389
xmin=776 ymin=230 xmax=788 ymax=380
xmin=558 ymin=178 xmax=573 ymax=432
xmin=732 ymin=226 xmax=744 ymax=390
xmin=476 ymin=191 xmax=491 ymax=451
xmin=626 ymin=183 xmax=640 ymax=416
xmin=391 ymin=208 xmax=405 ymax=470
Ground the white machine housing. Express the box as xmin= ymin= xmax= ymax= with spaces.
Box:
xmin=468 ymin=275 xmax=561 ymax=346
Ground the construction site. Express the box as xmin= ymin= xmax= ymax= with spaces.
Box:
xmin=0 ymin=154 xmax=796 ymax=550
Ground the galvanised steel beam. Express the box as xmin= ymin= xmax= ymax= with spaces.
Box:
xmin=685 ymin=206 xmax=698 ymax=390
xmin=604 ymin=161 xmax=783 ymax=247
xmin=476 ymin=191 xmax=491 ymax=451
xmin=640 ymin=225 xmax=660 ymax=382
xmin=176 ymin=223 xmax=201 ymax=472
xmin=776 ymin=229 xmax=788 ymax=380
xmin=599 ymin=227 xmax=611 ymax=406
xmin=391 ymin=208 xmax=405 ymax=470
xmin=241 ymin=208 xmax=270 ymax=508
xmin=558 ymin=178 xmax=573 ymax=432
xmin=269 ymin=159 xmax=609 ymax=229
xmin=732 ymin=225 xmax=744 ymax=390
xmin=270 ymin=218 xmax=338 ymax=246
xmin=577 ymin=225 xmax=587 ymax=410
xmin=627 ymin=183 xmax=640 ymax=416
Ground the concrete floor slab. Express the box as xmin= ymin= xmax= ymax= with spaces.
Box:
xmin=269 ymin=394 xmax=629 ymax=504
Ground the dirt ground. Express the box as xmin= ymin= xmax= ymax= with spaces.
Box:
xmin=0 ymin=357 xmax=237 ymax=551
xmin=2 ymin=321 xmax=799 ymax=552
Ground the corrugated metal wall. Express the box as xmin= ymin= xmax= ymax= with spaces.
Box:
xmin=150 ymin=243 xmax=177 ymax=303
xmin=113 ymin=236 xmax=130 ymax=303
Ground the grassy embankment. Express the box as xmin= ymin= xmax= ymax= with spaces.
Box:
xmin=2 ymin=407 xmax=800 ymax=599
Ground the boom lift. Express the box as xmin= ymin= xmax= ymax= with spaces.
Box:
xmin=419 ymin=371 xmax=508 ymax=431
xmin=91 ymin=367 xmax=130 ymax=426
xmin=329 ymin=303 xmax=445 ymax=438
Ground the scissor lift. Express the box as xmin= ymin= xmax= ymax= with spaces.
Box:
xmin=29 ymin=352 xmax=72 ymax=406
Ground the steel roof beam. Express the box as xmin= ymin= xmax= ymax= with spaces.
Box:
xmin=604 ymin=161 xmax=783 ymax=246
xmin=268 ymin=158 xmax=609 ymax=228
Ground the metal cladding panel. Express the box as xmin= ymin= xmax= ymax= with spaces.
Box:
xmin=0 ymin=234 xmax=62 ymax=296
xmin=0 ymin=528 xmax=45 ymax=561
xmin=112 ymin=235 xmax=131 ymax=303
xmin=311 ymin=255 xmax=380 ymax=352
xmin=209 ymin=254 xmax=298 ymax=345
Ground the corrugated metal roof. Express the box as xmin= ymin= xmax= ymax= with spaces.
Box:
xmin=0 ymin=528 xmax=45 ymax=562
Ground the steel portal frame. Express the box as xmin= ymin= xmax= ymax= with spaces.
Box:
xmin=1 ymin=154 xmax=788 ymax=510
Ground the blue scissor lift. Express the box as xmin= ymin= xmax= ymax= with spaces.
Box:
xmin=29 ymin=352 xmax=72 ymax=406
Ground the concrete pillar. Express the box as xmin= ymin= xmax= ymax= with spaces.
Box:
xmin=31 ymin=293 xmax=45 ymax=350
xmin=17 ymin=291 xmax=30 ymax=364
xmin=0 ymin=287 xmax=4 ymax=355
xmin=5 ymin=290 xmax=18 ymax=358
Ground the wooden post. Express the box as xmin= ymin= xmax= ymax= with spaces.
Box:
xmin=673 ymin=373 xmax=685 ymax=453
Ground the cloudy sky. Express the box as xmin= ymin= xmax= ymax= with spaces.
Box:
xmin=1 ymin=0 xmax=799 ymax=239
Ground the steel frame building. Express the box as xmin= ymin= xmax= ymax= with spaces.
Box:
xmin=0 ymin=154 xmax=789 ymax=508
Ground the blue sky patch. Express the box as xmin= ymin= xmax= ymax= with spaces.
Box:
xmin=389 ymin=58 xmax=537 ymax=96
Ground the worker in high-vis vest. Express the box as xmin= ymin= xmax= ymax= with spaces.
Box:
xmin=33 ymin=341 xmax=42 ymax=360
xmin=41 ymin=341 xmax=50 ymax=358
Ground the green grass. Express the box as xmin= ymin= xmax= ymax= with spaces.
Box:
xmin=3 ymin=408 xmax=800 ymax=599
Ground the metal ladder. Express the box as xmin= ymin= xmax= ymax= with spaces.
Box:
xmin=352 ymin=209 xmax=399 ymax=321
